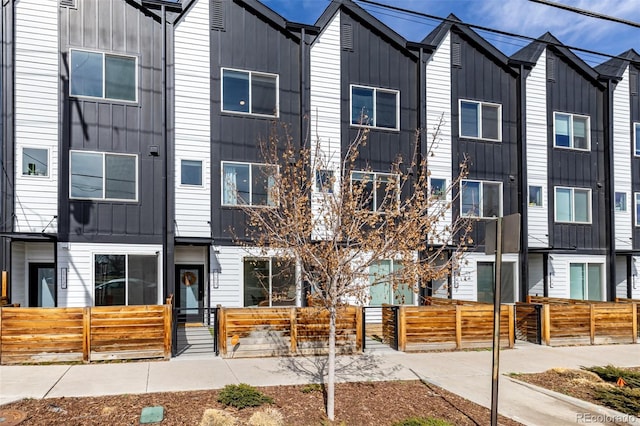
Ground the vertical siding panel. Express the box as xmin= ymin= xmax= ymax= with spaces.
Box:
xmin=613 ymin=68 xmax=632 ymax=249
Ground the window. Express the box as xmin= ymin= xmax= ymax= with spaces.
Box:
xmin=70 ymin=50 xmax=136 ymax=102
xmin=94 ymin=254 xmax=158 ymax=306
xmin=222 ymin=162 xmax=277 ymax=206
xmin=181 ymin=160 xmax=202 ymax=186
xmin=615 ymin=192 xmax=627 ymax=212
xmin=243 ymin=258 xmax=296 ymax=307
xmin=554 ymin=112 xmax=589 ymax=150
xmin=351 ymin=85 xmax=399 ymax=130
xmin=351 ymin=171 xmax=398 ymax=212
xmin=221 ymin=68 xmax=278 ymax=116
xmin=459 ymin=100 xmax=501 ymax=141
xmin=635 ymin=193 xmax=640 ymax=226
xmin=460 ymin=180 xmax=502 ymax=218
xmin=430 ymin=178 xmax=446 ymax=201
xmin=554 ymin=187 xmax=591 ymax=223
xmin=70 ymin=151 xmax=137 ymax=201
xmin=528 ymin=185 xmax=542 ymax=207
xmin=477 ymin=261 xmax=516 ymax=303
xmin=316 ymin=169 xmax=334 ymax=193
xmin=369 ymin=260 xmax=413 ymax=305
xmin=569 ymin=263 xmax=603 ymax=301
xmin=634 ymin=123 xmax=640 ymax=156
xmin=22 ymin=148 xmax=48 ymax=177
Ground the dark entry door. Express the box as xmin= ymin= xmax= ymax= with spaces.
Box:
xmin=175 ymin=265 xmax=205 ymax=323
xmin=28 ymin=263 xmax=56 ymax=307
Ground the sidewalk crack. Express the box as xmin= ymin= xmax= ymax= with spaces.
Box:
xmin=43 ymin=365 xmax=72 ymax=399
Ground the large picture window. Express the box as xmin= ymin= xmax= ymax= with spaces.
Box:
xmin=70 ymin=50 xmax=137 ymax=102
xmin=351 ymin=85 xmax=399 ymax=130
xmin=222 ymin=68 xmax=278 ymax=116
xmin=94 ymin=254 xmax=158 ymax=306
xmin=554 ymin=187 xmax=591 ymax=223
xmin=554 ymin=112 xmax=590 ymax=150
xmin=460 ymin=180 xmax=502 ymax=218
xmin=351 ymin=171 xmax=399 ymax=212
xmin=243 ymin=257 xmax=296 ymax=307
xmin=70 ymin=151 xmax=137 ymax=201
xmin=222 ymin=161 xmax=277 ymax=206
xmin=369 ymin=260 xmax=413 ymax=305
xmin=459 ymin=100 xmax=501 ymax=141
xmin=569 ymin=263 xmax=603 ymax=301
xmin=477 ymin=261 xmax=516 ymax=303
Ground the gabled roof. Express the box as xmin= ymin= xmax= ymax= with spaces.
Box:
xmin=314 ymin=0 xmax=415 ymax=58
xmin=595 ymin=49 xmax=640 ymax=80
xmin=421 ymin=14 xmax=515 ymax=74
xmin=511 ymin=32 xmax=601 ymax=84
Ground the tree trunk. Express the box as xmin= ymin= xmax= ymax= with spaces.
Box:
xmin=327 ymin=302 xmax=336 ymax=421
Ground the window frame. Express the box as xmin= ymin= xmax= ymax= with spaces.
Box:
xmin=458 ymin=99 xmax=502 ymax=142
xmin=615 ymin=192 xmax=627 ymax=212
xmin=69 ymin=150 xmax=138 ymax=202
xmin=460 ymin=179 xmax=503 ymax=218
xmin=69 ymin=48 xmax=138 ymax=103
xmin=350 ymin=171 xmax=400 ymax=213
xmin=430 ymin=177 xmax=447 ymax=201
xmin=569 ymin=262 xmax=604 ymax=301
xmin=315 ymin=169 xmax=334 ymax=193
xmin=22 ymin=147 xmax=49 ymax=178
xmin=220 ymin=67 xmax=280 ymax=117
xmin=476 ymin=261 xmax=517 ymax=304
xmin=368 ymin=259 xmax=414 ymax=306
xmin=634 ymin=123 xmax=640 ymax=157
xmin=528 ymin=185 xmax=543 ymax=207
xmin=221 ymin=161 xmax=278 ymax=207
xmin=350 ymin=84 xmax=400 ymax=131
xmin=635 ymin=193 xmax=640 ymax=226
xmin=553 ymin=111 xmax=591 ymax=151
xmin=243 ymin=257 xmax=297 ymax=307
xmin=180 ymin=159 xmax=203 ymax=187
xmin=554 ymin=186 xmax=592 ymax=224
xmin=93 ymin=253 xmax=160 ymax=306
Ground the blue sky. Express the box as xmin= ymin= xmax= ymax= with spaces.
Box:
xmin=261 ymin=0 xmax=640 ymax=67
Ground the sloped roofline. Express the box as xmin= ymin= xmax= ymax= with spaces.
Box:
xmin=595 ymin=49 xmax=640 ymax=80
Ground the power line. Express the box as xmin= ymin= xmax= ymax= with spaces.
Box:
xmin=529 ymin=0 xmax=640 ymax=30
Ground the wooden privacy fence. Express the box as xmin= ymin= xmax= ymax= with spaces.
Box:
xmin=382 ymin=302 xmax=515 ymax=352
xmin=516 ymin=297 xmax=638 ymax=346
xmin=218 ymin=306 xmax=362 ymax=358
xmin=0 ymin=304 xmax=172 ymax=364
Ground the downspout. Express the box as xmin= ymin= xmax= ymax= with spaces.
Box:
xmin=604 ymin=78 xmax=616 ymax=301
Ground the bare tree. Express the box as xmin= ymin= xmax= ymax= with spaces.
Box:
xmin=232 ymin=117 xmax=472 ymax=420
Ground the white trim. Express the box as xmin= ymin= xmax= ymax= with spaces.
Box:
xmin=69 ymin=150 xmax=139 ymax=202
xmin=220 ymin=160 xmax=278 ymax=207
xmin=635 ymin=192 xmax=640 ymax=227
xmin=349 ymin=84 xmax=400 ymax=131
xmin=21 ymin=146 xmax=50 ymax=179
xmin=458 ymin=99 xmax=502 ymax=142
xmin=528 ymin=184 xmax=543 ymax=208
xmin=553 ymin=111 xmax=591 ymax=151
xmin=220 ymin=67 xmax=280 ymax=118
xmin=554 ymin=186 xmax=592 ymax=224
xmin=614 ymin=191 xmax=628 ymax=213
xmin=460 ymin=179 xmax=503 ymax=218
xmin=179 ymin=158 xmax=204 ymax=188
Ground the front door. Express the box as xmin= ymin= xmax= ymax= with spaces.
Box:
xmin=176 ymin=265 xmax=204 ymax=323
xmin=28 ymin=263 xmax=56 ymax=307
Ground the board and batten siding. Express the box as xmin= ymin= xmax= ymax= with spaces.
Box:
xmin=56 ymin=243 xmax=163 ymax=307
xmin=13 ymin=0 xmax=58 ymax=233
xmin=174 ymin=0 xmax=211 ymax=238
xmin=454 ymin=252 xmax=519 ymax=302
xmin=526 ymin=48 xmax=548 ymax=248
xmin=613 ymin=68 xmax=632 ymax=249
xmin=425 ymin=31 xmax=452 ymax=238
xmin=310 ymin=13 xmax=341 ymax=240
xmin=547 ymin=254 xmax=606 ymax=299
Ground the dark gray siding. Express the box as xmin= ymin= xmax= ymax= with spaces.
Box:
xmin=59 ymin=0 xmax=167 ymax=244
xmin=629 ymin=66 xmax=640 ymax=249
xmin=211 ymin=2 xmax=301 ymax=241
xmin=341 ymin=11 xmax=418 ymax=176
xmin=546 ymin=49 xmax=606 ymax=252
xmin=450 ymin=31 xmax=519 ymax=249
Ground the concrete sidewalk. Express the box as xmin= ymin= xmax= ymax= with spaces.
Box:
xmin=1 ymin=342 xmax=638 ymax=425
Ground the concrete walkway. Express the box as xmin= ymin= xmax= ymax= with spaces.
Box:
xmin=1 ymin=342 xmax=639 ymax=425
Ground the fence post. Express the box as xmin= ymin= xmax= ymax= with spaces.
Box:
xmin=82 ymin=307 xmax=91 ymax=363
xmin=290 ymin=307 xmax=297 ymax=354
xmin=589 ymin=304 xmax=595 ymax=345
xmin=632 ymin=303 xmax=637 ymax=344
xmin=163 ymin=303 xmax=172 ymax=359
xmin=508 ymin=305 xmax=515 ymax=348
xmin=542 ymin=304 xmax=551 ymax=346
xmin=218 ymin=306 xmax=227 ymax=356
xmin=355 ymin=306 xmax=363 ymax=352
xmin=455 ymin=305 xmax=462 ymax=349
xmin=398 ymin=306 xmax=407 ymax=351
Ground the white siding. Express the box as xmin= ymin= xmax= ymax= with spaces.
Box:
xmin=526 ymin=49 xmax=548 ymax=248
xmin=615 ymin=256 xmax=628 ymax=299
xmin=310 ymin=13 xmax=341 ymax=239
xmin=547 ymin=254 xmax=606 ymax=300
xmin=527 ymin=254 xmax=544 ymax=296
xmin=57 ymin=243 xmax=163 ymax=307
xmin=425 ymin=32 xmax=452 ymax=237
xmin=633 ymin=256 xmax=640 ymax=299
xmin=14 ymin=0 xmax=58 ymax=233
xmin=454 ymin=252 xmax=519 ymax=302
xmin=174 ymin=0 xmax=211 ymax=237
xmin=613 ymin=68 xmax=632 ymax=249
xmin=10 ymin=242 xmax=26 ymax=306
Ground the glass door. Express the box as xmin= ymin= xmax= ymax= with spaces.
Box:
xmin=176 ymin=265 xmax=204 ymax=323
xmin=28 ymin=263 xmax=56 ymax=307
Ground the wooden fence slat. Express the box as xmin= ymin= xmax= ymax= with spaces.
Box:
xmin=82 ymin=307 xmax=90 ymax=363
xmin=455 ymin=305 xmax=462 ymax=349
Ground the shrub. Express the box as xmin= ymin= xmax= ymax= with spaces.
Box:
xmin=392 ymin=417 xmax=454 ymax=426
xmin=217 ymin=384 xmax=274 ymax=409
xmin=583 ymin=365 xmax=640 ymax=388
xmin=300 ymin=383 xmax=323 ymax=394
xmin=593 ymin=386 xmax=640 ymax=416
xmin=248 ymin=407 xmax=284 ymax=426
xmin=199 ymin=409 xmax=237 ymax=426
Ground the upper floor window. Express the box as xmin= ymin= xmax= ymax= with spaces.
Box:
xmin=615 ymin=192 xmax=627 ymax=212
xmin=459 ymin=100 xmax=501 ymax=141
xmin=528 ymin=185 xmax=543 ymax=207
xmin=460 ymin=180 xmax=502 ymax=218
xmin=635 ymin=193 xmax=640 ymax=226
xmin=430 ymin=178 xmax=447 ymax=201
xmin=351 ymin=171 xmax=399 ymax=212
xmin=555 ymin=186 xmax=591 ymax=223
xmin=351 ymin=85 xmax=399 ymax=130
xmin=70 ymin=50 xmax=137 ymax=102
xmin=22 ymin=147 xmax=48 ymax=177
xmin=222 ymin=161 xmax=277 ymax=207
xmin=221 ymin=68 xmax=278 ymax=117
xmin=554 ymin=112 xmax=589 ymax=150
xmin=70 ymin=151 xmax=137 ymax=201
xmin=634 ymin=123 xmax=640 ymax=156
xmin=181 ymin=160 xmax=202 ymax=186
xmin=315 ymin=169 xmax=334 ymax=193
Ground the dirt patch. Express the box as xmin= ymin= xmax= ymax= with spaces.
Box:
xmin=3 ymin=380 xmax=523 ymax=425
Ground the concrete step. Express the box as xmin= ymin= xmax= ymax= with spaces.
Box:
xmin=175 ymin=326 xmax=217 ymax=357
